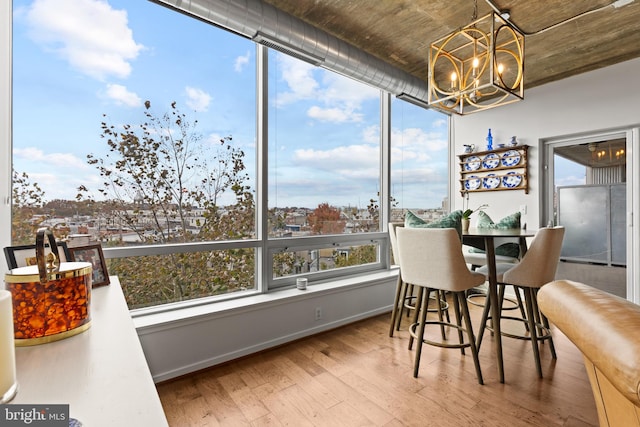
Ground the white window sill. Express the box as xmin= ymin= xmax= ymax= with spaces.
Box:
xmin=132 ymin=269 xmax=398 ymax=331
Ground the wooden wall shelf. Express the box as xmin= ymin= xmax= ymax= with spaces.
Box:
xmin=458 ymin=145 xmax=529 ymax=194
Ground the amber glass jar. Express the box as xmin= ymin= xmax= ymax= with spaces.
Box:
xmin=5 ymin=262 xmax=92 ymax=346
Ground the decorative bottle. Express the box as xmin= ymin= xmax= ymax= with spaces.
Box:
xmin=486 ymin=129 xmax=493 ymax=150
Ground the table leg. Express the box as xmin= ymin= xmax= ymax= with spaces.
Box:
xmin=485 ymin=237 xmax=504 ymax=383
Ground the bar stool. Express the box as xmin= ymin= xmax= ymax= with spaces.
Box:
xmin=396 ymin=227 xmax=485 ymax=382
xmin=388 ymin=223 xmax=449 ymax=337
xmin=477 ymin=226 xmax=565 ymax=378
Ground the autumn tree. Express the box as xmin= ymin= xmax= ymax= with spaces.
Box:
xmin=11 ymin=170 xmax=48 ymax=244
xmin=82 ymin=101 xmax=255 ymax=308
xmin=307 ymin=202 xmax=345 ymax=235
xmin=334 ymin=244 xmax=377 ymax=268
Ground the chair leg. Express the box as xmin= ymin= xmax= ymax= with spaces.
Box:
xmin=451 ymin=293 xmax=465 ymax=355
xmin=533 ymin=288 xmax=557 ymax=359
xmin=440 ymin=290 xmax=451 ymax=323
xmin=459 ymin=291 xmax=483 ymax=385
xmin=413 ymin=289 xmax=430 ymax=378
xmin=396 ymin=282 xmax=409 ymax=331
xmin=513 ymin=286 xmax=530 ymax=332
xmin=523 ymin=287 xmax=543 ymax=378
xmin=408 ymin=286 xmax=424 ymax=351
xmin=476 ymin=290 xmax=491 ymax=351
xmin=501 ymin=284 xmax=530 ymax=335
xmin=389 ymin=276 xmax=403 ymax=337
xmin=405 ymin=284 xmax=415 ymax=317
xmin=435 ymin=291 xmax=448 ymax=341
xmin=497 ymin=283 xmax=506 ymax=312
xmin=397 ymin=284 xmax=418 ymax=331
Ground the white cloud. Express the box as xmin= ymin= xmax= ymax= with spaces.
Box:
xmin=555 ymin=175 xmax=586 ymax=187
xmin=185 ymin=86 xmax=212 ymax=112
xmin=104 ymin=84 xmax=141 ymax=107
xmin=391 ymin=127 xmax=447 ymax=153
xmin=293 ymin=144 xmax=379 ymax=179
xmin=14 ymin=147 xmax=89 ymax=170
xmin=362 ymin=125 xmax=379 ymax=144
xmin=275 ymin=56 xmax=319 ymax=106
xmin=319 ymin=72 xmax=379 ymax=106
xmin=234 ymin=51 xmax=250 ymax=72
xmin=307 ymin=106 xmax=363 ymax=123
xmin=25 ymin=0 xmax=143 ymax=80
xmin=432 ymin=118 xmax=447 ymax=128
xmin=205 ymin=133 xmax=226 ymax=145
xmin=274 ymin=54 xmax=379 ymax=124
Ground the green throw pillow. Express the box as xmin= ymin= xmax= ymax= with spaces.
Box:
xmin=476 ymin=211 xmax=521 ymax=230
xmin=404 ymin=210 xmax=463 ymax=239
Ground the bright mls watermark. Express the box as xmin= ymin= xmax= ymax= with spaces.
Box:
xmin=0 ymin=405 xmax=70 ymax=426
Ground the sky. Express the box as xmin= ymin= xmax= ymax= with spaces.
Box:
xmin=11 ymin=0 xmax=454 ymax=210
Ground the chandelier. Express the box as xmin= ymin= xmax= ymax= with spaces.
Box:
xmin=428 ymin=8 xmax=524 ymax=115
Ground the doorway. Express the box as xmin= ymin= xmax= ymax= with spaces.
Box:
xmin=542 ymin=129 xmax=638 ymax=300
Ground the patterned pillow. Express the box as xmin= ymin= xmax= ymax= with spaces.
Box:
xmin=405 ymin=210 xmax=463 ymax=238
xmin=471 ymin=211 xmax=521 ymax=257
xmin=476 ymin=211 xmax=521 ymax=229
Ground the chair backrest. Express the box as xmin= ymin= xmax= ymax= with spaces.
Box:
xmin=396 ymin=227 xmax=485 ymax=292
xmin=503 ymin=226 xmax=565 ymax=288
xmin=388 ymin=222 xmax=403 ymax=266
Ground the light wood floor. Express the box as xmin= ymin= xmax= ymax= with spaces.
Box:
xmin=157 ymin=298 xmax=598 ymax=427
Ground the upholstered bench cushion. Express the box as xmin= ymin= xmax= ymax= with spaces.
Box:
xmin=463 ymin=248 xmax=519 ymax=267
xmin=538 ymin=280 xmax=640 ymax=407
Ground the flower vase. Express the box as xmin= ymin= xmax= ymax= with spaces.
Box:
xmin=462 ymin=218 xmax=470 ymax=232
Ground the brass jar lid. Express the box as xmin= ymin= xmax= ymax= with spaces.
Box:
xmin=5 ymin=262 xmax=92 ymax=283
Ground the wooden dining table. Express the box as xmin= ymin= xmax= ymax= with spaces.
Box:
xmin=462 ymin=227 xmax=536 ymax=383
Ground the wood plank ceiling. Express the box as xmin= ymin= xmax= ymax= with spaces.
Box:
xmin=263 ymin=0 xmax=640 ymax=89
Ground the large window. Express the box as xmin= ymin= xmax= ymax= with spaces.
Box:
xmin=267 ymin=52 xmax=383 ymax=281
xmin=9 ymin=0 xmax=448 ymax=310
xmin=390 ymin=98 xmax=449 ymax=221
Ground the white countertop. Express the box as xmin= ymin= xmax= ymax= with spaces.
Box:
xmin=12 ymin=277 xmax=169 ymax=426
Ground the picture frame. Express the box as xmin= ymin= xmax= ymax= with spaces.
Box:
xmin=4 ymin=241 xmax=71 ymax=270
xmin=68 ymin=244 xmax=110 ymax=287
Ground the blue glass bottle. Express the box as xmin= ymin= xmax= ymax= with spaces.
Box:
xmin=486 ymin=128 xmax=493 ymax=150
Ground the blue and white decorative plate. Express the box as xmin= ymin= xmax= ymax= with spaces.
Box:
xmin=464 ymin=155 xmax=481 ymax=171
xmin=482 ymin=153 xmax=500 ymax=169
xmin=502 ymin=171 xmax=522 ymax=188
xmin=464 ymin=175 xmax=481 ymax=191
xmin=482 ymin=173 xmax=501 ymax=189
xmin=501 ymin=150 xmax=521 ymax=167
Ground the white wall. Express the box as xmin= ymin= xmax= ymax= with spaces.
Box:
xmin=135 ymin=272 xmax=396 ymax=382
xmin=451 ymin=57 xmax=640 ymax=227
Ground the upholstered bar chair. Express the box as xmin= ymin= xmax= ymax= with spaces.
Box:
xmin=477 ymin=226 xmax=565 ymax=378
xmin=396 ymin=227 xmax=485 ymax=382
xmin=388 ymin=223 xmax=449 ymax=337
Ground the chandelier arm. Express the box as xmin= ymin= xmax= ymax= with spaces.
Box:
xmin=494 ymin=48 xmax=523 ymax=90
